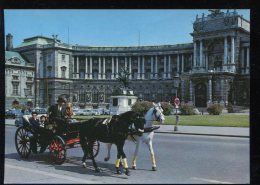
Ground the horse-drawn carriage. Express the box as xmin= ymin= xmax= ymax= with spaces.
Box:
xmin=15 ymin=115 xmax=100 ymax=164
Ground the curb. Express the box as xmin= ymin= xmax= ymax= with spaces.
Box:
xmin=6 ymin=123 xmax=249 ymax=138
xmin=155 ymin=131 xmax=249 ymax=138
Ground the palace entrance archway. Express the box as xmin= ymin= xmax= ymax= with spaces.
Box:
xmin=195 ymin=83 xmax=207 ymax=107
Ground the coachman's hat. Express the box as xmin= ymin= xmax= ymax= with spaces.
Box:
xmin=57 ymin=97 xmax=66 ymax=103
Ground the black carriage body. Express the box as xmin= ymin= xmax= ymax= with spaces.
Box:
xmin=15 ymin=117 xmax=100 ymax=164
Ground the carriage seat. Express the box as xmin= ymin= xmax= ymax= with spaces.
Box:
xmin=22 ymin=115 xmax=31 ymax=124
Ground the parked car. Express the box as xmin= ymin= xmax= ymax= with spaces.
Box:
xmin=32 ymin=108 xmax=48 ymax=115
xmin=91 ymin=109 xmax=101 ymax=116
xmin=82 ymin=109 xmax=92 ymax=116
xmin=74 ymin=109 xmax=84 ymax=116
xmin=103 ymin=109 xmax=110 ymax=115
xmin=5 ymin=109 xmax=22 ymax=119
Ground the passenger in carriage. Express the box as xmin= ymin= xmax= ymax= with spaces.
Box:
xmin=29 ymin=112 xmax=48 ymax=154
xmin=65 ymin=102 xmax=77 ymax=123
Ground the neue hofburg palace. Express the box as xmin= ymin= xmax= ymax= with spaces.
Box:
xmin=5 ymin=10 xmax=250 ymax=110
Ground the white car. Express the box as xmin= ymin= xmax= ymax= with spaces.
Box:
xmin=74 ymin=109 xmax=84 ymax=116
xmin=82 ymin=109 xmax=92 ymax=116
xmin=91 ymin=109 xmax=101 ymax=116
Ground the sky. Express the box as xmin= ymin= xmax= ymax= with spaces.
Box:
xmin=4 ymin=9 xmax=250 ymax=47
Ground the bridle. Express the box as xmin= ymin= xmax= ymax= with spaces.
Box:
xmin=152 ymin=107 xmax=162 ymax=122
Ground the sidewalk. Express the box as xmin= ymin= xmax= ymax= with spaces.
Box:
xmin=155 ymin=125 xmax=249 ymax=138
xmin=5 ymin=119 xmax=249 ymax=138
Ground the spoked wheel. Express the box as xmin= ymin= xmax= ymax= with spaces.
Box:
xmin=49 ymin=136 xmax=66 ymax=165
xmin=87 ymin=140 xmax=100 ymax=159
xmin=15 ymin=126 xmax=31 ymax=158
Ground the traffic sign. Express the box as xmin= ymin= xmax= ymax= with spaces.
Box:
xmin=174 ymin=97 xmax=180 ymax=106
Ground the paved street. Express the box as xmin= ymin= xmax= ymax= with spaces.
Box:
xmin=5 ymin=124 xmax=249 ymax=184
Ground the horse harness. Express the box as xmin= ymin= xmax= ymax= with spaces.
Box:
xmin=152 ymin=108 xmax=161 ymax=122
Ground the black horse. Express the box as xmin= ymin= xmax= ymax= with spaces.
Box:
xmin=79 ymin=111 xmax=144 ymax=175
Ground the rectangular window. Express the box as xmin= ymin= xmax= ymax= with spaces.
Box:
xmin=26 ymin=77 xmax=33 ymax=81
xmin=12 ymin=83 xmax=19 ymax=95
xmin=61 ymin=70 xmax=66 ymax=78
xmin=128 ymin=99 xmax=132 ymax=105
xmin=113 ymin=98 xmax=118 ymax=106
xmin=62 ymin=54 xmax=65 ymax=61
xmin=27 ymin=84 xmax=32 ymax=95
xmin=12 ymin=75 xmax=19 ymax=80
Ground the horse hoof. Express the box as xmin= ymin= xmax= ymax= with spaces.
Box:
xmin=152 ymin=167 xmax=157 ymax=171
xmin=125 ymin=169 xmax=130 ymax=176
xmin=95 ymin=168 xmax=100 ymax=172
xmin=116 ymin=170 xmax=122 ymax=175
xmin=104 ymin=157 xmax=109 ymax=161
xmin=82 ymin=162 xmax=87 ymax=168
xmin=132 ymin=166 xmax=136 ymax=170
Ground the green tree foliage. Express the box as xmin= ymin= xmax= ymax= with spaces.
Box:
xmin=131 ymin=101 xmax=153 ymax=116
xmin=160 ymin=102 xmax=174 ymax=116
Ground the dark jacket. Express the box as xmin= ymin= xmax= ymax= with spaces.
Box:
xmin=29 ymin=118 xmax=40 ymax=128
xmin=48 ymin=104 xmax=66 ymax=120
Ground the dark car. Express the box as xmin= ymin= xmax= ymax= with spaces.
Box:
xmin=5 ymin=109 xmax=22 ymax=119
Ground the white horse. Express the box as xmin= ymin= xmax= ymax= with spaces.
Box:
xmin=104 ymin=102 xmax=165 ymax=171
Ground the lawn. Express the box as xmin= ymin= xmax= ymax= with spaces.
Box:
xmin=75 ymin=114 xmax=249 ymax=127
xmin=160 ymin=115 xmax=249 ymax=127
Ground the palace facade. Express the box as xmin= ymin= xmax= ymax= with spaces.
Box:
xmin=5 ymin=10 xmax=250 ymax=109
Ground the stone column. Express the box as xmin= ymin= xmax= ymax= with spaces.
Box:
xmin=205 ymin=53 xmax=208 ymax=71
xmin=72 ymin=56 xmax=75 ymax=78
xmin=89 ymin=56 xmax=93 ymax=79
xmin=182 ymin=54 xmax=184 ymax=73
xmin=241 ymin=48 xmax=245 ymax=74
xmin=168 ymin=55 xmax=171 ymax=78
xmin=189 ymin=80 xmax=193 ymax=103
xmin=177 ymin=54 xmax=180 ymax=76
xmin=129 ymin=57 xmax=132 ymax=79
xmin=142 ymin=56 xmax=145 ymax=79
xmin=103 ymin=57 xmax=106 ymax=79
xmin=164 ymin=55 xmax=167 ymax=79
xmin=111 ymin=56 xmax=114 ymax=79
xmin=223 ymin=36 xmax=228 ymax=71
xmin=98 ymin=57 xmax=101 ymax=79
xmin=200 ymin=40 xmax=203 ymax=67
xmin=137 ymin=56 xmax=140 ymax=79
xmin=116 ymin=56 xmax=119 ymax=78
xmin=220 ymin=79 xmax=224 ymax=105
xmin=125 ymin=56 xmax=127 ymax=69
xmin=231 ymin=36 xmax=235 ymax=64
xmin=231 ymin=36 xmax=235 ymax=72
xmin=77 ymin=56 xmax=79 ymax=78
xmin=193 ymin=41 xmax=197 ymax=67
xmin=150 ymin=56 xmax=154 ymax=79
xmin=246 ymin=47 xmax=249 ymax=73
xmin=181 ymin=80 xmax=185 ymax=101
xmin=155 ymin=56 xmax=158 ymax=78
xmin=85 ymin=56 xmax=88 ymax=79
xmin=208 ymin=78 xmax=212 ymax=102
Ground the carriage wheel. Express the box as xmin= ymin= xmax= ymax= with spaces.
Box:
xmin=87 ymin=140 xmax=100 ymax=159
xmin=49 ymin=136 xmax=66 ymax=165
xmin=15 ymin=126 xmax=31 ymax=158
